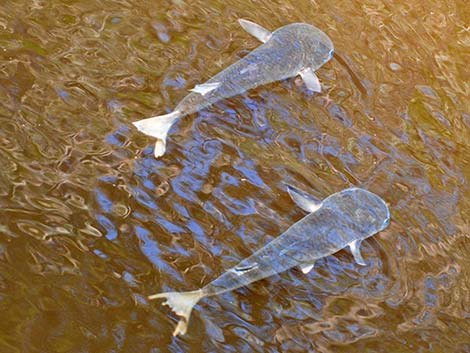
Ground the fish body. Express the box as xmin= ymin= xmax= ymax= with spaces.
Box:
xmin=149 ymin=186 xmax=390 ymax=336
xmin=133 ymin=20 xmax=334 ymax=158
xmin=175 ymin=23 xmax=332 ymax=116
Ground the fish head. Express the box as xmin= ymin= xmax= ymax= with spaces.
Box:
xmin=303 ymin=29 xmax=334 ymax=70
xmin=277 ymin=23 xmax=334 ymax=70
xmin=270 ymin=23 xmax=334 ymax=70
xmin=352 ymin=188 xmax=391 ymax=234
xmin=326 ymin=188 xmax=391 ymax=239
xmin=381 ymin=212 xmax=391 ymax=229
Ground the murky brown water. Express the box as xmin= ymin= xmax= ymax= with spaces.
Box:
xmin=0 ymin=0 xmax=469 ymax=351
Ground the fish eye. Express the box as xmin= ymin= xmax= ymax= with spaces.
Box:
xmin=382 ymin=217 xmax=390 ymax=228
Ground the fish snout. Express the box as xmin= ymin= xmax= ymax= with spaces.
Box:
xmin=382 ymin=216 xmax=391 ymax=230
xmin=328 ymin=48 xmax=334 ymax=60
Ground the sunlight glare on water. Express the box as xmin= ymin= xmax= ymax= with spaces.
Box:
xmin=0 ymin=0 xmax=469 ymax=352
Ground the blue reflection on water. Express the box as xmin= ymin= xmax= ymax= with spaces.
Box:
xmin=203 ymin=201 xmax=233 ymax=227
xmin=57 ymin=88 xmax=69 ymax=100
xmin=134 ymin=187 xmax=158 ymax=210
xmin=95 ymin=188 xmax=113 ymax=212
xmin=173 ymin=202 xmax=205 ymax=237
xmin=96 ymin=214 xmax=118 ymax=240
xmin=106 ymin=126 xmax=128 ymax=146
xmin=214 ymin=188 xmax=256 ymax=216
xmin=234 ymin=160 xmax=268 ymax=189
xmin=155 ymin=218 xmax=185 ymax=234
xmin=162 ymin=74 xmax=186 ymax=89
xmin=134 ymin=225 xmax=182 ymax=281
xmin=94 ymin=249 xmax=108 ymax=259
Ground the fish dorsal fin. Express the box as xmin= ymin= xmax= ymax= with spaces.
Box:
xmin=300 ymin=263 xmax=315 ymax=274
xmin=189 ymin=82 xmax=221 ymax=95
xmin=349 ymin=239 xmax=366 ymax=266
xmin=238 ymin=19 xmax=272 ymax=43
xmin=286 ymin=184 xmax=322 ymax=213
xmin=299 ymin=68 xmax=322 ymax=92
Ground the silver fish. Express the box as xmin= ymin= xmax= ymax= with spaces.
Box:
xmin=133 ymin=19 xmax=334 ymax=158
xmin=149 ymin=186 xmax=390 ymax=336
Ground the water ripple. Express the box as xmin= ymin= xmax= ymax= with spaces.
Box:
xmin=0 ymin=0 xmax=468 ymax=351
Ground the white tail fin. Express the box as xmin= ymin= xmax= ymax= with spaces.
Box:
xmin=132 ymin=111 xmax=180 ymax=158
xmin=149 ymin=289 xmax=205 ymax=336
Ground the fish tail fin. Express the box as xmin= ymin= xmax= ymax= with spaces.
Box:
xmin=132 ymin=110 xmax=180 ymax=158
xmin=149 ymin=289 xmax=205 ymax=336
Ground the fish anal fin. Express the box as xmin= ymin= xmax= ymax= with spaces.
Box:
xmin=286 ymin=184 xmax=322 ymax=213
xmin=300 ymin=263 xmax=315 ymax=274
xmin=238 ymin=19 xmax=272 ymax=43
xmin=189 ymin=82 xmax=221 ymax=95
xmin=299 ymin=68 xmax=321 ymax=93
xmin=349 ymin=239 xmax=366 ymax=266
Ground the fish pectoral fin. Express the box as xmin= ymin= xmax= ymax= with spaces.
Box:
xmin=238 ymin=19 xmax=272 ymax=43
xmin=349 ymin=239 xmax=366 ymax=266
xmin=285 ymin=184 xmax=322 ymax=213
xmin=299 ymin=68 xmax=322 ymax=93
xmin=189 ymin=82 xmax=221 ymax=95
xmin=300 ymin=263 xmax=315 ymax=274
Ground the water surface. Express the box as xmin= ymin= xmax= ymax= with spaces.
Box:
xmin=0 ymin=0 xmax=469 ymax=352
